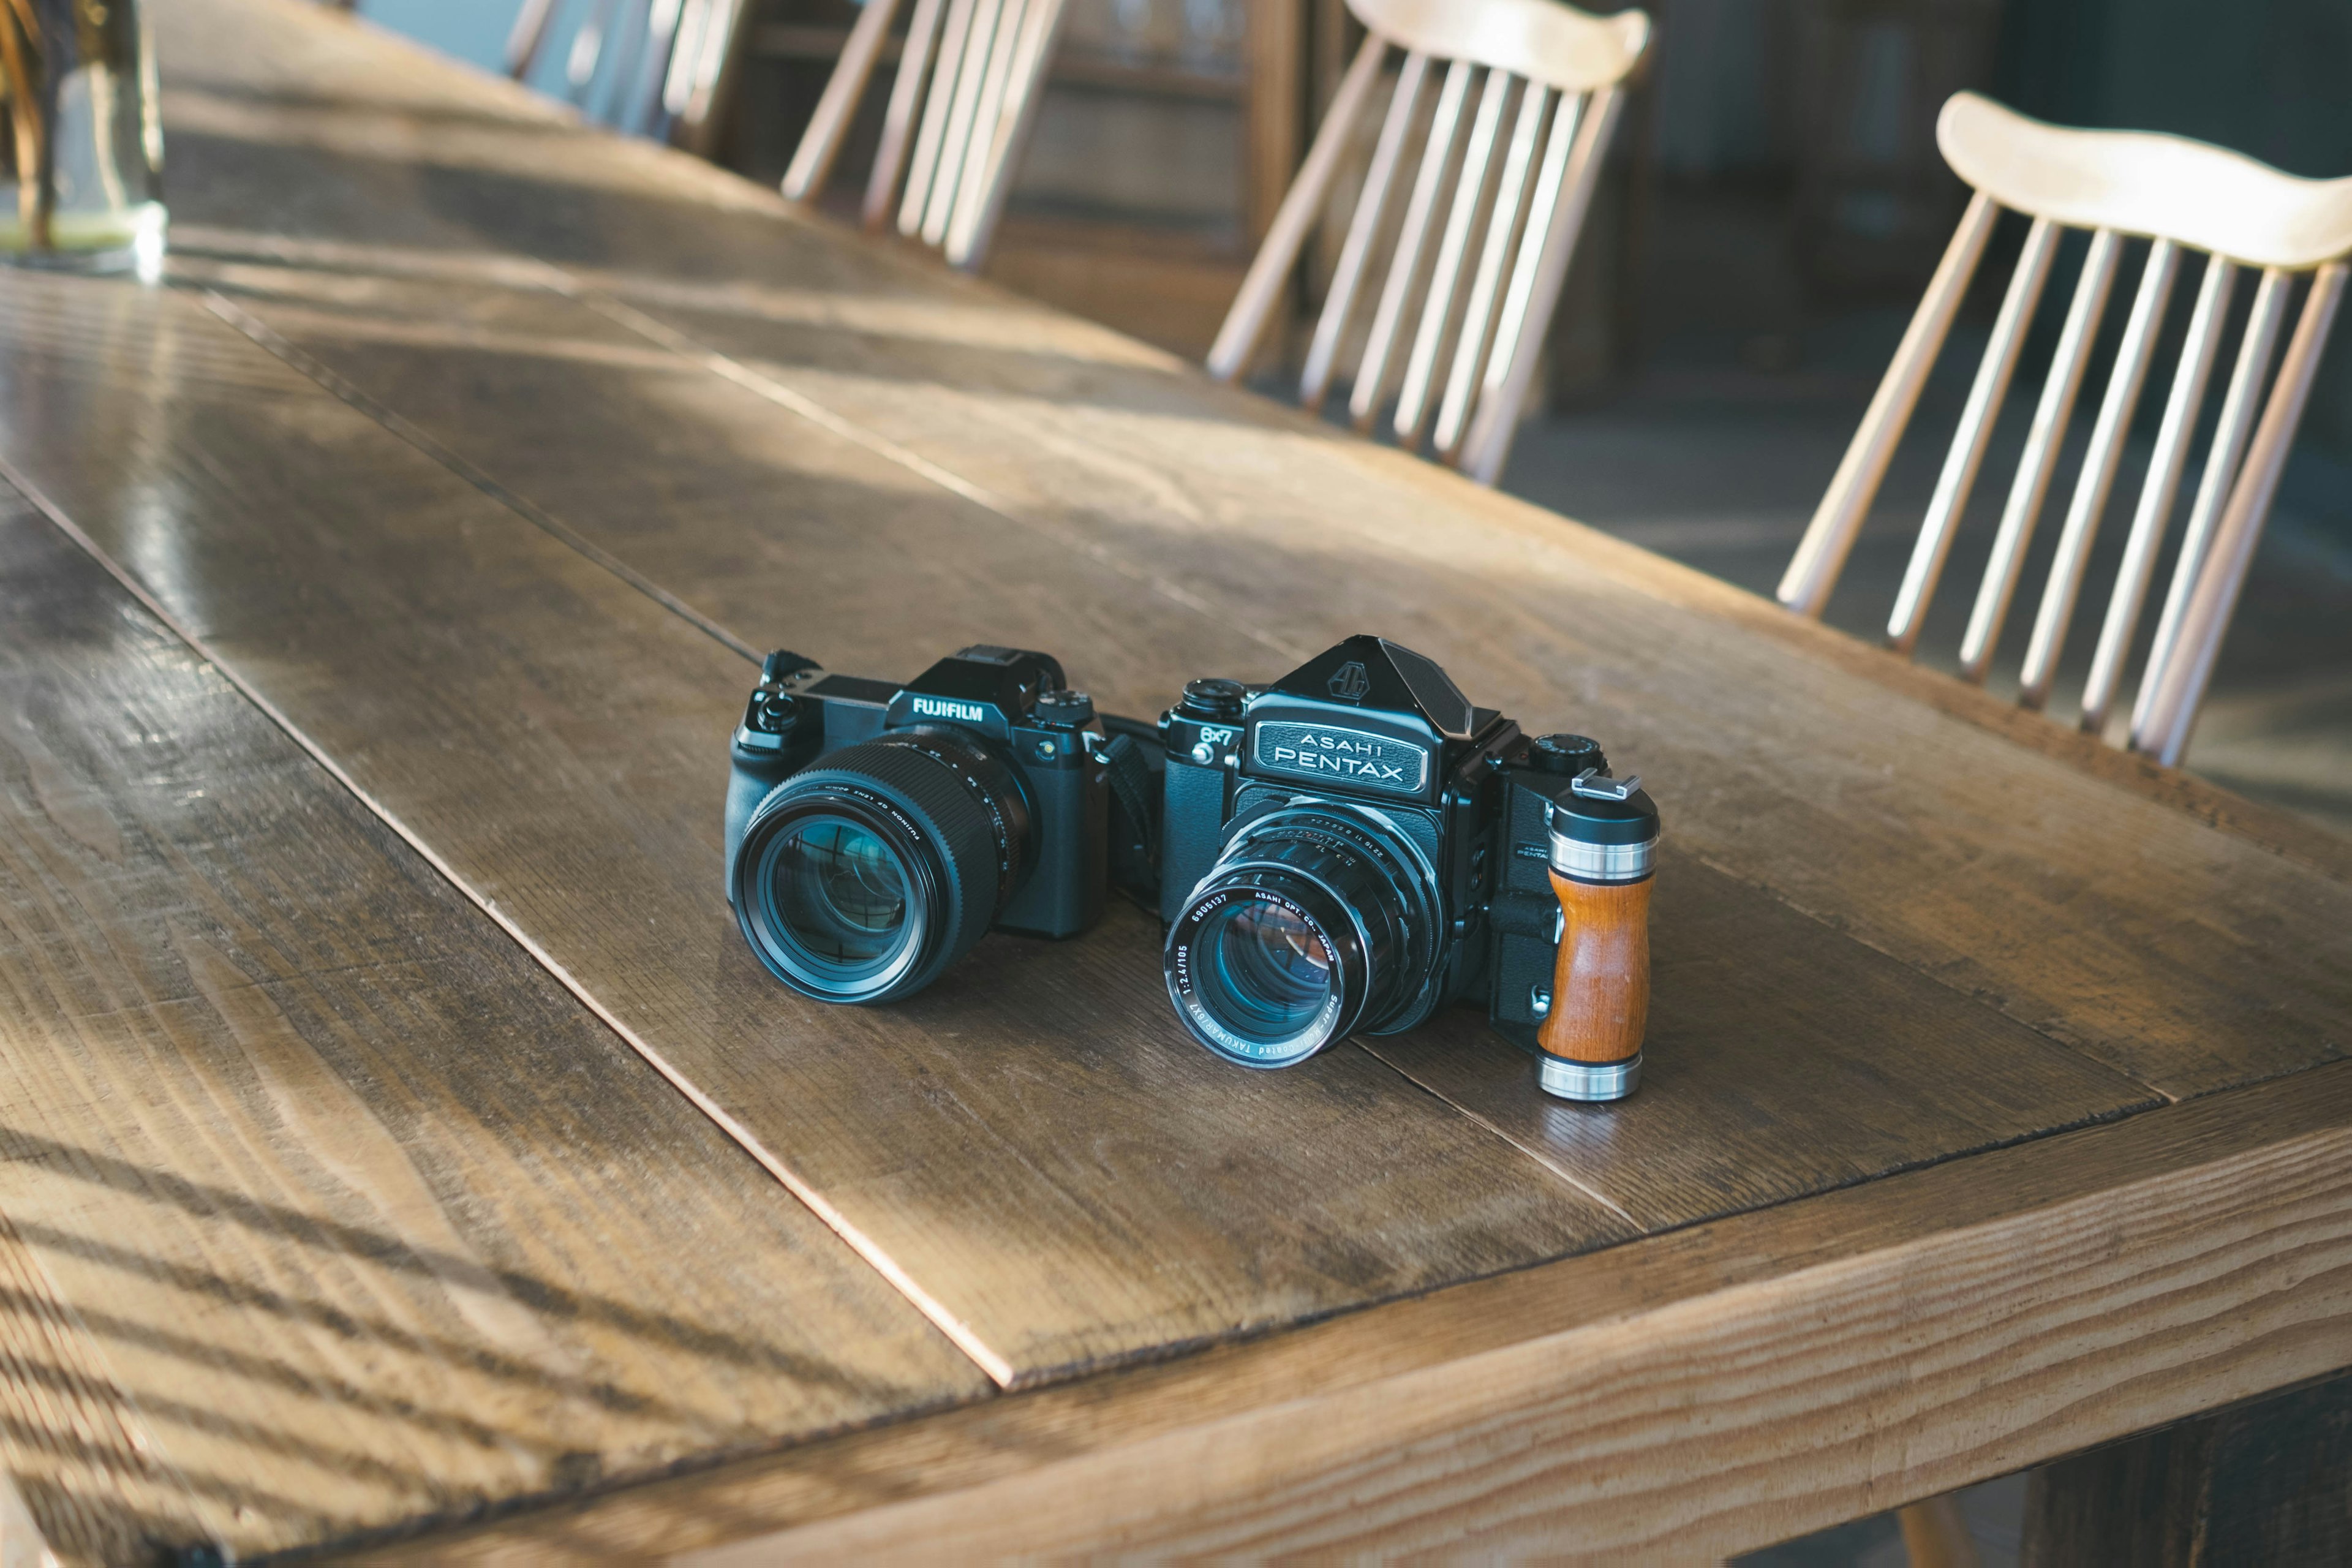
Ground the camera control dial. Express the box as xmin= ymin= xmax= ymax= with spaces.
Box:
xmin=1031 ymin=688 xmax=1096 ymax=728
xmin=1178 ymin=677 xmax=1246 ymax=719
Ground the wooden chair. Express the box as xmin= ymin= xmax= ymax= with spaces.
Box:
xmin=503 ymin=0 xmax=752 ymax=151
xmin=1778 ymin=92 xmax=2352 ymax=765
xmin=1204 ymin=0 xmax=1651 ymax=486
xmin=778 ymin=0 xmax=1071 ymax=273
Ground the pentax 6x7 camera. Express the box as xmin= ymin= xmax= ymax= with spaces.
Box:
xmin=725 ymin=644 xmax=1154 ymax=1005
xmin=1159 ymin=636 xmax=1660 ymax=1101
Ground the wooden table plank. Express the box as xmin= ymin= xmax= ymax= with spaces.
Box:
xmin=156 ymin=260 xmax=2165 ymax=1235
xmin=140 ymin=0 xmax=2352 ymax=1104
xmin=359 ymin=1059 xmax=2352 ymax=1563
xmin=0 ymin=270 xmax=1643 ymax=1390
xmin=0 ymin=0 xmax=2328 ymax=1554
xmin=0 ymin=500 xmax=985 ymax=1564
xmin=574 ymin=290 xmax=2352 ymax=1102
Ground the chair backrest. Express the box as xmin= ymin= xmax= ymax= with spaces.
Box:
xmin=505 ymin=0 xmax=752 ymax=149
xmin=1779 ymin=92 xmax=2352 ymax=765
xmin=779 ymin=0 xmax=1070 ymax=273
xmin=1205 ymin=0 xmax=1650 ymax=486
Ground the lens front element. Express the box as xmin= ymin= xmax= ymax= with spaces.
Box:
xmin=733 ymin=730 xmax=1027 ymax=1003
xmin=1164 ymin=806 xmax=1437 ymax=1068
xmin=1184 ymin=890 xmax=1343 ymax=1059
xmin=768 ymin=816 xmax=911 ymax=967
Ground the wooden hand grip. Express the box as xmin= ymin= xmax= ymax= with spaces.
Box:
xmin=1536 ymin=870 xmax=1651 ymax=1065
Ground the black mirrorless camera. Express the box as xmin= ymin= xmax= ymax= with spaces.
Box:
xmin=724 ymin=645 xmax=1120 ymax=1005
xmin=1158 ymin=635 xmax=1657 ymax=1069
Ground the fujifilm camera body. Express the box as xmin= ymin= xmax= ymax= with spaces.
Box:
xmin=1158 ymin=635 xmax=1653 ymax=1068
xmin=725 ymin=645 xmax=1109 ymax=1005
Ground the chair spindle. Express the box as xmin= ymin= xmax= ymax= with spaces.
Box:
xmin=2078 ymin=253 xmax=2234 ymax=734
xmin=1435 ymin=80 xmax=1554 ymax=462
xmin=1958 ymin=227 xmax=2120 ymax=682
xmin=1303 ymin=52 xmax=1430 ymax=411
xmin=1462 ymin=85 xmax=1611 ymax=484
xmin=1352 ymin=58 xmax=1476 ymax=431
xmin=2139 ymin=262 xmax=2348 ymax=763
xmin=1780 ymin=190 xmax=1998 ymax=618
xmin=943 ymin=0 xmax=1028 ymax=246
xmin=920 ymin=0 xmax=1003 ymax=244
xmin=1886 ymin=216 xmax=2060 ymax=652
xmin=862 ymin=0 xmax=946 ymax=228
xmin=946 ymin=0 xmax=1066 ymax=268
xmin=1205 ymin=31 xmax=1389 ymax=383
xmin=783 ymin=0 xmax=902 ymax=203
xmin=2017 ymin=238 xmax=2179 ymax=709
xmin=2129 ymin=267 xmax=2293 ymax=746
xmin=1396 ymin=69 xmax=1517 ymax=447
xmin=899 ymin=0 xmax=976 ymax=235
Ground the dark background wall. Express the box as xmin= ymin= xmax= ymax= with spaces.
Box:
xmin=1992 ymin=0 xmax=2352 ymax=453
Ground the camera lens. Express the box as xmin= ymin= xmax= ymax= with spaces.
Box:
xmin=733 ymin=730 xmax=1029 ymax=1003
xmin=1195 ymin=895 xmax=1337 ymax=1039
xmin=769 ymin=817 xmax=910 ymax=963
xmin=1164 ymin=807 xmax=1438 ymax=1067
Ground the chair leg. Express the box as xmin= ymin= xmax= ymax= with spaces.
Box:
xmin=1898 ymin=1496 xmax=1981 ymax=1568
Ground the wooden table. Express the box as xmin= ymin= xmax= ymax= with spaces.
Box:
xmin=1 ymin=1 xmax=2348 ymax=1559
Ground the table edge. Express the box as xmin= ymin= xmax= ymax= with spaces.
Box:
xmin=342 ymin=1058 xmax=2352 ymax=1562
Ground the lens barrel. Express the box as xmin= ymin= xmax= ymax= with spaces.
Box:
xmin=1164 ymin=807 xmax=1436 ymax=1067
xmin=733 ymin=730 xmax=1028 ymax=1003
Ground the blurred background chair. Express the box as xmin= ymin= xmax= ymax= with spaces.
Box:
xmin=504 ymin=0 xmax=755 ymax=152
xmin=1205 ymin=0 xmax=1651 ymax=484
xmin=780 ymin=0 xmax=1071 ymax=270
xmin=1778 ymin=91 xmax=2352 ymax=764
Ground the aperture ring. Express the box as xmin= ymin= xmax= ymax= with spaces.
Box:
xmin=1205 ymin=805 xmax=1439 ymax=1035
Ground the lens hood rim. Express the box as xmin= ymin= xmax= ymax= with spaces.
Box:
xmin=734 ymin=782 xmax=948 ymax=1003
xmin=734 ymin=725 xmax=1029 ymax=1003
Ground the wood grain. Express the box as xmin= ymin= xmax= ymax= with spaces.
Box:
xmin=134 ymin=0 xmax=2352 ymax=1099
xmin=135 ymin=259 xmax=2163 ymax=1235
xmin=1538 ymin=869 xmax=1650 ymax=1066
xmin=1 ymin=4 xmax=2332 ymax=1553
xmin=0 ymin=501 xmax=984 ymax=1562
xmin=0 ymin=266 xmax=1638 ymax=1392
xmin=2022 ymin=1373 xmax=2352 ymax=1567
xmin=358 ymin=1058 xmax=2352 ymax=1563
xmin=1371 ymin=859 xmax=2152 ymax=1231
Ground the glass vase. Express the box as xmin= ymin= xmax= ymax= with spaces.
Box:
xmin=0 ymin=0 xmax=165 ymax=276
